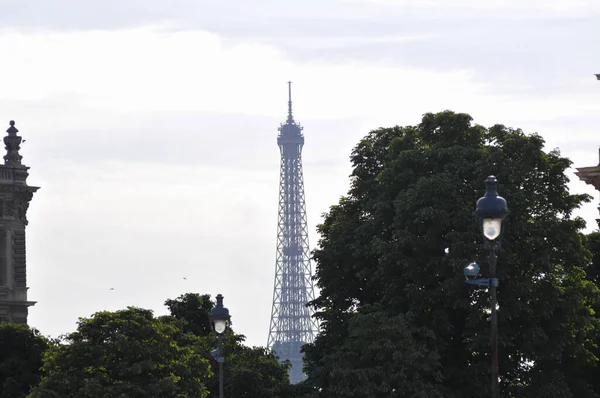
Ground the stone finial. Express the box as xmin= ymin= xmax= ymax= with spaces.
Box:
xmin=4 ymin=120 xmax=23 ymax=166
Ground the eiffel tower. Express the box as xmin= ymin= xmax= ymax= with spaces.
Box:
xmin=267 ymin=82 xmax=318 ymax=384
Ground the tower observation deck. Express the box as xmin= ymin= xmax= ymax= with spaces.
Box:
xmin=267 ymin=82 xmax=319 ymax=384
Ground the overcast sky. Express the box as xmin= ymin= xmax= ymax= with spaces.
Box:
xmin=1 ymin=0 xmax=599 ymax=347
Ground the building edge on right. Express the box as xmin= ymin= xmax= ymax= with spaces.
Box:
xmin=574 ymin=74 xmax=600 ymax=228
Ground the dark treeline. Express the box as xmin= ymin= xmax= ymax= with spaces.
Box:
xmin=300 ymin=111 xmax=600 ymax=398
xmin=1 ymin=293 xmax=310 ymax=398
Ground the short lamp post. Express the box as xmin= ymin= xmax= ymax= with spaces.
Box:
xmin=464 ymin=176 xmax=508 ymax=398
xmin=210 ymin=294 xmax=230 ymax=398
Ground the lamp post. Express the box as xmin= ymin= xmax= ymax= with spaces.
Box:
xmin=475 ymin=176 xmax=508 ymax=398
xmin=210 ymin=294 xmax=230 ymax=398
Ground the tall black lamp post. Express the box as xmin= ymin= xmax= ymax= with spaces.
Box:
xmin=475 ymin=176 xmax=508 ymax=398
xmin=464 ymin=176 xmax=508 ymax=397
xmin=210 ymin=294 xmax=230 ymax=398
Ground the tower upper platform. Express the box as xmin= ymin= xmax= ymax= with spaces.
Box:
xmin=277 ymin=82 xmax=304 ymax=146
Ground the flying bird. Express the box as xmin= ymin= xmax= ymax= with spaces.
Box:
xmin=109 ymin=288 xmax=114 ymax=291
xmin=595 ymin=74 xmax=600 ymax=80
xmin=183 ymin=277 xmax=187 ymax=280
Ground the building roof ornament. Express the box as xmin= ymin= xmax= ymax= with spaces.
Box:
xmin=4 ymin=120 xmax=24 ymax=167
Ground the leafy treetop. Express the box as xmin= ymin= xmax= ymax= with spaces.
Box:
xmin=303 ymin=111 xmax=599 ymax=398
xmin=29 ymin=307 xmax=211 ymax=398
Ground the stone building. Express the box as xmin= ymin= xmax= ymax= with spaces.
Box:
xmin=575 ymin=148 xmax=600 ymax=229
xmin=0 ymin=121 xmax=38 ymax=323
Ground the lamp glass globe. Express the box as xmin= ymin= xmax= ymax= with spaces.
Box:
xmin=483 ymin=218 xmax=502 ymax=240
xmin=214 ymin=319 xmax=227 ymax=334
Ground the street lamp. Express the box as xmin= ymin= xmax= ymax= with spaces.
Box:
xmin=210 ymin=294 xmax=231 ymax=398
xmin=474 ymin=175 xmax=508 ymax=398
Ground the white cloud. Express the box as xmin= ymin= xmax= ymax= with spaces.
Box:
xmin=0 ymin=27 xmax=481 ymax=120
xmin=2 ymin=26 xmax=598 ymax=129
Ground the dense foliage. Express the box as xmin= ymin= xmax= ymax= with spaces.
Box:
xmin=0 ymin=293 xmax=300 ymax=397
xmin=11 ymin=294 xmax=299 ymax=398
xmin=29 ymin=307 xmax=211 ymax=398
xmin=165 ymin=293 xmax=214 ymax=337
xmin=0 ymin=323 xmax=48 ymax=398
xmin=165 ymin=293 xmax=294 ymax=398
xmin=583 ymin=232 xmax=600 ymax=394
xmin=303 ymin=111 xmax=600 ymax=397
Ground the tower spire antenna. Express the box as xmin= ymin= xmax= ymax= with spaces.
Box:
xmin=287 ymin=81 xmax=293 ymax=123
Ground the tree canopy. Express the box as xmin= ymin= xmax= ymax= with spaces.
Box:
xmin=164 ymin=293 xmax=295 ymax=397
xmin=165 ymin=293 xmax=214 ymax=337
xmin=0 ymin=294 xmax=299 ymax=397
xmin=582 ymin=232 xmax=600 ymax=395
xmin=29 ymin=307 xmax=211 ymax=398
xmin=0 ymin=323 xmax=48 ymax=398
xmin=303 ymin=111 xmax=600 ymax=397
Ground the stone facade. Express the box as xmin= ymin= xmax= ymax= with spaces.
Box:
xmin=575 ymin=148 xmax=600 ymax=229
xmin=0 ymin=121 xmax=38 ymax=324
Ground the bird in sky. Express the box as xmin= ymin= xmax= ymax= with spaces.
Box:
xmin=183 ymin=277 xmax=187 ymax=280
xmin=109 ymin=288 xmax=115 ymax=291
xmin=595 ymin=74 xmax=600 ymax=80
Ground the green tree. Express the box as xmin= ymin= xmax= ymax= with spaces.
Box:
xmin=303 ymin=111 xmax=599 ymax=397
xmin=221 ymin=340 xmax=293 ymax=398
xmin=0 ymin=323 xmax=49 ymax=398
xmin=583 ymin=231 xmax=600 ymax=395
xmin=165 ymin=293 xmax=294 ymax=397
xmin=165 ymin=293 xmax=214 ymax=337
xmin=29 ymin=307 xmax=211 ymax=398
xmin=585 ymin=232 xmax=600 ymax=285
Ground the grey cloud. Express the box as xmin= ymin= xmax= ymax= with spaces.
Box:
xmin=17 ymin=109 xmax=364 ymax=169
xmin=2 ymin=0 xmax=598 ymax=32
xmin=270 ymin=17 xmax=599 ymax=94
xmin=0 ymin=0 xmax=381 ymax=31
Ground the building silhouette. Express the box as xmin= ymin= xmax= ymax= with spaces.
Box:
xmin=0 ymin=121 xmax=38 ymax=324
xmin=267 ymin=83 xmax=319 ymax=384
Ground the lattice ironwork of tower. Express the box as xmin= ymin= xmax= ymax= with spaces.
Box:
xmin=267 ymin=82 xmax=319 ymax=384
